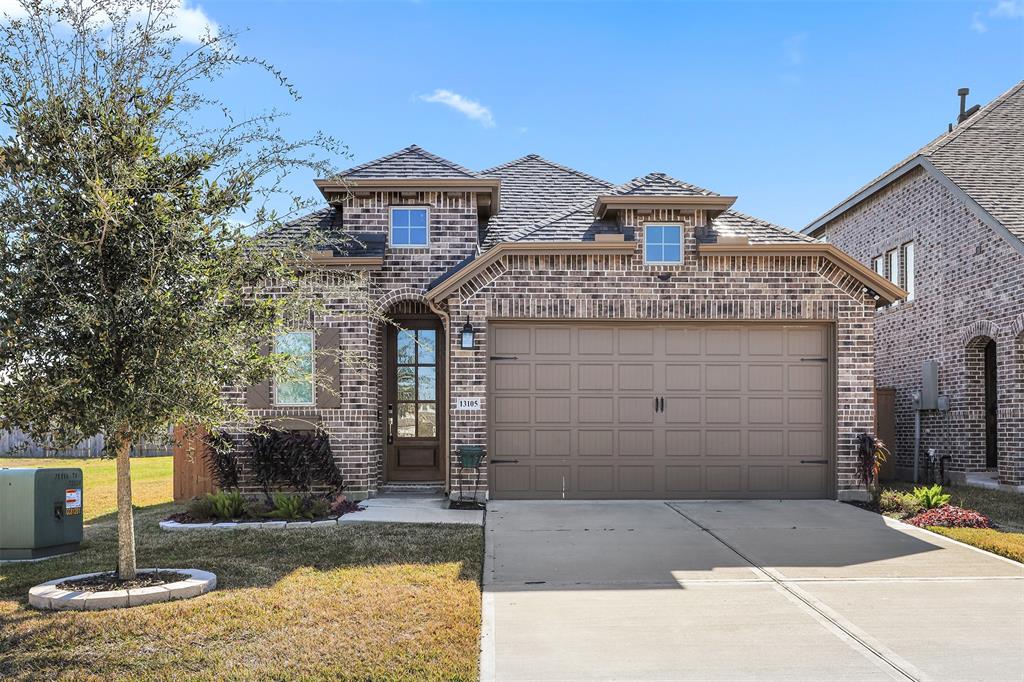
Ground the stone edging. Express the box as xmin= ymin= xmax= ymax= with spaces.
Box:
xmin=160 ymin=519 xmax=343 ymax=531
xmin=29 ymin=568 xmax=216 ymax=611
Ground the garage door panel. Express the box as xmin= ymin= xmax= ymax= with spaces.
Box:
xmin=619 ymin=364 xmax=655 ymax=390
xmin=536 ymin=397 xmax=571 ymax=423
xmin=666 ymin=430 xmax=702 ymax=457
xmin=706 ymin=364 xmax=741 ymax=391
xmin=619 ymin=430 xmax=655 ymax=457
xmin=489 ymin=324 xmax=832 ymax=500
xmin=535 ymin=430 xmax=571 ymax=457
xmin=618 ymin=397 xmax=655 ymax=423
xmin=578 ymin=430 xmax=614 ymax=456
xmin=535 ymin=364 xmax=571 ymax=390
xmin=578 ymin=364 xmax=614 ymax=390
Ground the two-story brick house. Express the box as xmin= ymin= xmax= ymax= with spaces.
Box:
xmin=244 ymin=145 xmax=903 ymax=501
xmin=804 ymin=81 xmax=1024 ymax=489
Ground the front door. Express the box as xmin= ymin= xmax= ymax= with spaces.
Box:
xmin=386 ymin=319 xmax=445 ymax=482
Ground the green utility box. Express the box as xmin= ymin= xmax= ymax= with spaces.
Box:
xmin=0 ymin=467 xmax=84 ymax=560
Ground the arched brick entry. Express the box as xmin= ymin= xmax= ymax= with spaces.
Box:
xmin=962 ymin=332 xmax=998 ymax=471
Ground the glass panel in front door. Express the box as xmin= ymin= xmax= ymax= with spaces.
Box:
xmin=396 ymin=328 xmax=438 ymax=439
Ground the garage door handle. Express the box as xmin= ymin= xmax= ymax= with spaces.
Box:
xmin=800 ymin=358 xmax=828 ymax=362
xmin=490 ymin=459 xmax=519 ymax=464
xmin=490 ymin=356 xmax=519 ymax=361
xmin=800 ymin=459 xmax=828 ymax=464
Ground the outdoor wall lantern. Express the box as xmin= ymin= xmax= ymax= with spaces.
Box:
xmin=460 ymin=318 xmax=476 ymax=350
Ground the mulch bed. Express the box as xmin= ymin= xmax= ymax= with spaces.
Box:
xmin=57 ymin=570 xmax=190 ymax=592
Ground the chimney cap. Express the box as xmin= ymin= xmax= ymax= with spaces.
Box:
xmin=957 ymin=87 xmax=970 ymax=96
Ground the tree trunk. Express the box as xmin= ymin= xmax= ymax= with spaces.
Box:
xmin=115 ymin=437 xmax=137 ymax=580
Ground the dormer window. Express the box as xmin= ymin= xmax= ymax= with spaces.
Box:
xmin=644 ymin=224 xmax=682 ymax=264
xmin=390 ymin=207 xmax=429 ymax=247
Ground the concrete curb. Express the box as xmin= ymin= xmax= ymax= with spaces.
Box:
xmin=29 ymin=568 xmax=217 ymax=611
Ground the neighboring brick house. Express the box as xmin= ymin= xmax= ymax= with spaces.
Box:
xmin=244 ymin=145 xmax=903 ymax=501
xmin=805 ymin=81 xmax=1024 ymax=488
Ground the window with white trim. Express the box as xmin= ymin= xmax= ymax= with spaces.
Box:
xmin=644 ymin=225 xmax=682 ymax=264
xmin=873 ymin=255 xmax=884 ymax=277
xmin=902 ymin=241 xmax=915 ymax=300
xmin=390 ymin=207 xmax=429 ymax=247
xmin=275 ymin=331 xmax=314 ymax=405
xmin=886 ymin=248 xmax=899 ymax=286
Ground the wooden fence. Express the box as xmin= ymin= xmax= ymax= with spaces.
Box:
xmin=875 ymin=386 xmax=898 ymax=481
xmin=172 ymin=425 xmax=217 ymax=501
xmin=0 ymin=428 xmax=173 ymax=458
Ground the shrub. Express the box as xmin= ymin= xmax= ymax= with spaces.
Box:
xmin=906 ymin=505 xmax=992 ymax=529
xmin=248 ymin=427 xmax=344 ymax=500
xmin=265 ymin=492 xmax=314 ymax=520
xmin=207 ymin=491 xmax=246 ymax=520
xmin=857 ymin=433 xmax=888 ymax=487
xmin=879 ymin=489 xmax=924 ymax=519
xmin=912 ymin=484 xmax=951 ymax=509
xmin=186 ymin=494 xmax=217 ymax=521
xmin=205 ymin=429 xmax=241 ymax=490
xmin=329 ymin=493 xmax=363 ymax=517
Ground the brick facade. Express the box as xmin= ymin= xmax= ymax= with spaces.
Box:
xmin=814 ymin=167 xmax=1024 ymax=485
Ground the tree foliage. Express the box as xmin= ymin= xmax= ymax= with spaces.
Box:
xmin=0 ymin=0 xmax=355 ymax=448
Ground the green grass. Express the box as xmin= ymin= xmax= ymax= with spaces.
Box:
xmin=0 ymin=460 xmax=484 ymax=680
xmin=1 ymin=457 xmax=173 ymax=522
xmin=926 ymin=527 xmax=1024 ymax=564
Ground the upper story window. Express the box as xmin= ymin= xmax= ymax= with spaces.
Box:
xmin=902 ymin=241 xmax=915 ymax=300
xmin=873 ymin=256 xmax=884 ymax=277
xmin=275 ymin=331 xmax=314 ymax=406
xmin=644 ymin=224 xmax=682 ymax=264
xmin=886 ymin=248 xmax=899 ymax=286
xmin=390 ymin=207 xmax=429 ymax=248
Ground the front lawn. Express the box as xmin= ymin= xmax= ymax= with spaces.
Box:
xmin=1 ymin=456 xmax=173 ymax=522
xmin=927 ymin=527 xmax=1024 ymax=563
xmin=0 ymin=504 xmax=484 ymax=680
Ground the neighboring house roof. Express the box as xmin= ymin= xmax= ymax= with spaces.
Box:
xmin=337 ymin=144 xmax=479 ymax=179
xmin=805 ymin=80 xmax=1024 ymax=249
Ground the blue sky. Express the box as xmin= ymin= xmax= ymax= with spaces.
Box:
xmin=196 ymin=0 xmax=1023 ymax=230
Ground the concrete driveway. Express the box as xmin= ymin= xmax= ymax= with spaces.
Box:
xmin=482 ymin=500 xmax=1024 ymax=681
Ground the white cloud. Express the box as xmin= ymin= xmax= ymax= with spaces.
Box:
xmin=972 ymin=0 xmax=1024 ymax=32
xmin=419 ymin=89 xmax=496 ymax=128
xmin=0 ymin=1 xmax=217 ymax=44
xmin=782 ymin=33 xmax=806 ymax=66
xmin=991 ymin=0 xmax=1024 ymax=18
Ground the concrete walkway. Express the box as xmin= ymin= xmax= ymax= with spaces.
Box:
xmin=344 ymin=495 xmax=483 ymax=525
xmin=482 ymin=500 xmax=1024 ymax=681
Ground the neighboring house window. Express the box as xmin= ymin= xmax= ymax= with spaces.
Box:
xmin=886 ymin=248 xmax=899 ymax=286
xmin=644 ymin=225 xmax=683 ymax=264
xmin=873 ymin=256 xmax=884 ymax=277
xmin=902 ymin=241 xmax=915 ymax=300
xmin=390 ymin=207 xmax=429 ymax=247
xmin=275 ymin=331 xmax=315 ymax=405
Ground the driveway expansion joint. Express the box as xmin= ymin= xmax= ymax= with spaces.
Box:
xmin=665 ymin=502 xmax=924 ymax=682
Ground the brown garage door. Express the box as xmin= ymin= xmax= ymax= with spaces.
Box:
xmin=488 ymin=323 xmax=833 ymax=499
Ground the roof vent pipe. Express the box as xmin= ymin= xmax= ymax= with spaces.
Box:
xmin=956 ymin=87 xmax=981 ymax=124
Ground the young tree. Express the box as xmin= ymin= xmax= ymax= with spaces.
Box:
xmin=0 ymin=0 xmax=361 ymax=578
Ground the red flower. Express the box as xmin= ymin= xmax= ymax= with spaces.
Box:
xmin=906 ymin=505 xmax=992 ymax=529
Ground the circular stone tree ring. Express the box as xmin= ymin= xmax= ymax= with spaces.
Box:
xmin=29 ymin=568 xmax=216 ymax=611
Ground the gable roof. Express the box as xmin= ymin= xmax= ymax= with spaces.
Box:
xmin=805 ymin=81 xmax=1024 ymax=247
xmin=611 ymin=172 xmax=718 ymax=197
xmin=337 ymin=144 xmax=479 ymax=179
xmin=480 ymin=154 xmax=613 ymax=247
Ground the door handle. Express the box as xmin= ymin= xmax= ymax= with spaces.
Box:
xmin=800 ymin=459 xmax=828 ymax=464
xmin=490 ymin=459 xmax=519 ymax=464
xmin=658 ymin=397 xmax=665 ymax=413
xmin=387 ymin=404 xmax=395 ymax=445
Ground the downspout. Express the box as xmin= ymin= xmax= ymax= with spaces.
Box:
xmin=425 ymin=296 xmax=452 ymax=497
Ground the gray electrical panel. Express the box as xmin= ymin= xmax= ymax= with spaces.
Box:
xmin=0 ymin=467 xmax=83 ymax=560
xmin=920 ymin=360 xmax=939 ymax=411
